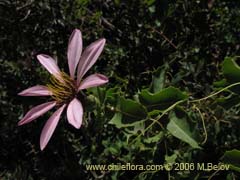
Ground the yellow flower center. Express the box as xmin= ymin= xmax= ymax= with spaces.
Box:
xmin=47 ymin=72 xmax=77 ymax=105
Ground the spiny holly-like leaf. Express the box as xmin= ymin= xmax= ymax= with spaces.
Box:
xmin=165 ymin=153 xmax=178 ymax=164
xmin=167 ymin=111 xmax=201 ymax=149
xmin=216 ymin=94 xmax=240 ymax=110
xmin=222 ymin=57 xmax=240 ymax=93
xmin=109 ymin=97 xmax=147 ymax=129
xmin=144 ymin=132 xmax=164 ymax=144
xmin=150 ymin=65 xmax=167 ymax=93
xmin=222 ymin=57 xmax=240 ymax=83
xmin=222 ymin=149 xmax=240 ymax=172
xmin=139 ymin=86 xmax=188 ymax=111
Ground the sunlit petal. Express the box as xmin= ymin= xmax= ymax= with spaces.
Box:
xmin=40 ymin=104 xmax=66 ymax=150
xmin=67 ymin=98 xmax=83 ymax=129
xmin=37 ymin=54 xmax=62 ymax=80
xmin=78 ymin=74 xmax=108 ymax=91
xmin=18 ymin=85 xmax=52 ymax=96
xmin=77 ymin=38 xmax=106 ymax=85
xmin=68 ymin=29 xmax=82 ymax=78
xmin=18 ymin=101 xmax=56 ymax=126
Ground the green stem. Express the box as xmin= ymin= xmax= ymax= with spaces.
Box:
xmin=190 ymin=82 xmax=240 ymax=103
xmin=129 ymin=99 xmax=186 ymax=144
xmin=194 ymin=106 xmax=207 ymax=144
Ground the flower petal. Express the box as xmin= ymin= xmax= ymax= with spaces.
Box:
xmin=77 ymin=38 xmax=106 ymax=85
xmin=18 ymin=85 xmax=52 ymax=96
xmin=40 ymin=104 xmax=66 ymax=150
xmin=18 ymin=101 xmax=56 ymax=126
xmin=68 ymin=29 xmax=82 ymax=78
xmin=37 ymin=54 xmax=61 ymax=79
xmin=67 ymin=98 xmax=83 ymax=129
xmin=78 ymin=74 xmax=108 ymax=91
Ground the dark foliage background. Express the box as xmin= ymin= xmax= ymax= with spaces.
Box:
xmin=1 ymin=0 xmax=240 ymax=179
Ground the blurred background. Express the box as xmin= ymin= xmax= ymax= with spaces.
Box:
xmin=1 ymin=0 xmax=240 ymax=179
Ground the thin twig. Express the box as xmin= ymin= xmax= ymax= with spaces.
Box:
xmin=149 ymin=118 xmax=164 ymax=130
xmin=129 ymin=99 xmax=186 ymax=144
xmin=150 ymin=27 xmax=178 ymax=49
xmin=16 ymin=0 xmax=34 ymax=11
xmin=194 ymin=106 xmax=208 ymax=144
xmin=208 ymin=168 xmax=220 ymax=180
xmin=190 ymin=82 xmax=240 ymax=103
xmin=84 ymin=8 xmax=116 ymax=30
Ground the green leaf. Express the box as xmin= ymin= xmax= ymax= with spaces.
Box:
xmin=213 ymin=78 xmax=227 ymax=88
xmin=216 ymin=94 xmax=240 ymax=109
xmin=223 ymin=57 xmax=240 ymax=83
xmin=222 ymin=149 xmax=240 ymax=172
xmin=222 ymin=57 xmax=240 ymax=93
xmin=148 ymin=109 xmax=162 ymax=116
xmin=120 ymin=98 xmax=147 ymax=123
xmin=139 ymin=87 xmax=188 ymax=111
xmin=109 ymin=97 xmax=147 ymax=128
xmin=150 ymin=65 xmax=167 ymax=93
xmin=104 ymin=87 xmax=121 ymax=104
xmin=144 ymin=0 xmax=155 ymax=6
xmin=226 ymin=173 xmax=235 ymax=180
xmin=110 ymin=112 xmax=123 ymax=128
xmin=144 ymin=132 xmax=164 ymax=144
xmin=167 ymin=111 xmax=201 ymax=149
xmin=165 ymin=153 xmax=177 ymax=164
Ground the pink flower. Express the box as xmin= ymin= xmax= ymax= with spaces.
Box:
xmin=18 ymin=29 xmax=108 ymax=150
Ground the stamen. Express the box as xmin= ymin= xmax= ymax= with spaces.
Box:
xmin=47 ymin=72 xmax=77 ymax=105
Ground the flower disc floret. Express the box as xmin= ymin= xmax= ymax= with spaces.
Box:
xmin=47 ymin=72 xmax=77 ymax=105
